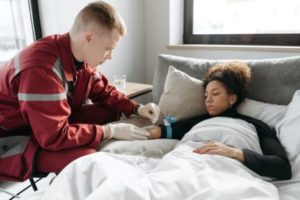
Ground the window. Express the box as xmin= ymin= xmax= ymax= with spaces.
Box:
xmin=0 ymin=0 xmax=41 ymax=63
xmin=184 ymin=0 xmax=300 ymax=46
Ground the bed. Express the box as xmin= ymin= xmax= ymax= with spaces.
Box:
xmin=21 ymin=54 xmax=300 ymax=200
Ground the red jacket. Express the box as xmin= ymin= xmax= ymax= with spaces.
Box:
xmin=0 ymin=33 xmax=136 ymax=181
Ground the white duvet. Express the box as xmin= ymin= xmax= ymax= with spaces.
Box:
xmin=22 ymin=117 xmax=279 ymax=200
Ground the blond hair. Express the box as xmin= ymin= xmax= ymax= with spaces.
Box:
xmin=71 ymin=1 xmax=126 ymax=36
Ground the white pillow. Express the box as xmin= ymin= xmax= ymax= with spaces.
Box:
xmin=158 ymin=66 xmax=207 ymax=120
xmin=276 ymin=90 xmax=300 ymax=161
xmin=237 ymin=98 xmax=287 ymax=128
xmin=99 ymin=139 xmax=178 ymax=157
xmin=98 ymin=116 xmax=178 ymax=157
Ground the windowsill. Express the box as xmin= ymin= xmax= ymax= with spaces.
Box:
xmin=167 ymin=44 xmax=300 ymax=52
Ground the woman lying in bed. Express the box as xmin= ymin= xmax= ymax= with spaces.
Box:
xmin=23 ymin=61 xmax=292 ymax=200
xmin=148 ymin=61 xmax=291 ymax=180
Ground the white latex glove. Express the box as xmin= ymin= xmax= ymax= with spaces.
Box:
xmin=137 ymin=103 xmax=160 ymax=123
xmin=103 ymin=123 xmax=150 ymax=140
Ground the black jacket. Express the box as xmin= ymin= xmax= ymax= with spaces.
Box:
xmin=160 ymin=108 xmax=292 ymax=180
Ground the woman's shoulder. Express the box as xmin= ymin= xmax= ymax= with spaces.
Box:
xmin=235 ymin=112 xmax=278 ymax=137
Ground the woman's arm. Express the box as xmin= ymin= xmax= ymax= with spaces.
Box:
xmin=193 ymin=141 xmax=245 ymax=161
xmin=148 ymin=114 xmax=210 ymax=140
xmin=192 ymin=113 xmax=291 ymax=180
xmin=240 ymin=115 xmax=292 ymax=180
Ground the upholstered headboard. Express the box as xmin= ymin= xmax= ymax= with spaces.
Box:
xmin=152 ymin=54 xmax=300 ymax=105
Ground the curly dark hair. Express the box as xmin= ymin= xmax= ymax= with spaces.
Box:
xmin=203 ymin=61 xmax=251 ymax=107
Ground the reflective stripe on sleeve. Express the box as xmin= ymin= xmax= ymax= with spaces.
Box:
xmin=0 ymin=125 xmax=8 ymax=130
xmin=18 ymin=92 xmax=67 ymax=101
xmin=14 ymin=53 xmax=21 ymax=75
xmin=52 ymin=59 xmax=64 ymax=83
xmin=52 ymin=58 xmax=69 ymax=91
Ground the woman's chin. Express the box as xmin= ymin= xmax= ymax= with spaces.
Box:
xmin=207 ymin=110 xmax=221 ymax=116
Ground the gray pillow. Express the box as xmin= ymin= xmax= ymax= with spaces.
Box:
xmin=153 ymin=54 xmax=300 ymax=105
xmin=158 ymin=66 xmax=207 ymax=120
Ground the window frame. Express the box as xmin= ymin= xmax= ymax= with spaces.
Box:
xmin=183 ymin=0 xmax=300 ymax=46
xmin=0 ymin=0 xmax=42 ymax=64
xmin=28 ymin=0 xmax=42 ymax=41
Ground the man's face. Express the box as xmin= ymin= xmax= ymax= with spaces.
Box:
xmin=84 ymin=28 xmax=121 ymax=68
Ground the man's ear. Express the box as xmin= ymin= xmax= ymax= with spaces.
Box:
xmin=84 ymin=31 xmax=93 ymax=43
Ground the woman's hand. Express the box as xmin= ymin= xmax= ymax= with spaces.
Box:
xmin=193 ymin=141 xmax=245 ymax=162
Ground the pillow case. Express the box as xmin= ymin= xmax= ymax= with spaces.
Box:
xmin=157 ymin=66 xmax=287 ymax=128
xmin=99 ymin=139 xmax=178 ymax=158
xmin=98 ymin=116 xmax=178 ymax=156
xmin=154 ymin=54 xmax=300 ymax=105
xmin=158 ymin=66 xmax=207 ymax=120
xmin=237 ymin=98 xmax=287 ymax=129
xmin=276 ymin=90 xmax=300 ymax=162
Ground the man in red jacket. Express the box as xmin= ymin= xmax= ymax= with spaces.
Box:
xmin=0 ymin=1 xmax=159 ymax=181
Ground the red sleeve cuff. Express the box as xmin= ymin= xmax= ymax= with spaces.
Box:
xmin=88 ymin=125 xmax=104 ymax=149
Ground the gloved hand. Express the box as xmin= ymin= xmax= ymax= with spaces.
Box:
xmin=103 ymin=123 xmax=150 ymax=140
xmin=137 ymin=103 xmax=160 ymax=123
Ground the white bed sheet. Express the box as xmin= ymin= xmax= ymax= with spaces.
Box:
xmin=22 ymin=150 xmax=300 ymax=200
xmin=273 ymin=155 xmax=300 ymax=200
xmin=21 ymin=149 xmax=300 ymax=200
xmin=21 ymin=146 xmax=278 ymax=200
xmin=21 ymin=117 xmax=300 ymax=200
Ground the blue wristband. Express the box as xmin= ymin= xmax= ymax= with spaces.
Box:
xmin=164 ymin=115 xmax=176 ymax=139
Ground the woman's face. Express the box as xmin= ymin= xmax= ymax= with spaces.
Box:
xmin=204 ymin=80 xmax=237 ymax=116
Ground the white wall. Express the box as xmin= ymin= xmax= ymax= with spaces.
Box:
xmin=38 ymin=0 xmax=145 ymax=83
xmin=38 ymin=0 xmax=300 ymax=90
xmin=144 ymin=0 xmax=300 ymax=84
